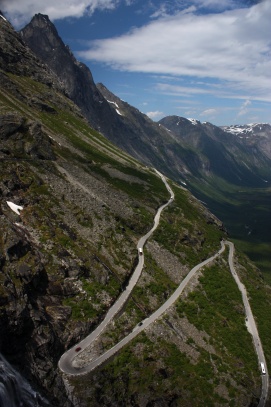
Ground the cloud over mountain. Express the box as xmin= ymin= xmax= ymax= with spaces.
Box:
xmin=1 ymin=0 xmax=119 ymax=27
xmin=78 ymin=0 xmax=270 ymax=103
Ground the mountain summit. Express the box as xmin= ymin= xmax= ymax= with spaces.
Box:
xmin=20 ymin=14 xmax=119 ymax=133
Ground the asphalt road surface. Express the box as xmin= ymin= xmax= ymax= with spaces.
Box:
xmin=226 ymin=241 xmax=268 ymax=406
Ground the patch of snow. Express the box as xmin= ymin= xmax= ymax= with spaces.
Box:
xmin=107 ymin=100 xmax=119 ymax=109
xmin=187 ymin=118 xmax=199 ymax=125
xmin=6 ymin=201 xmax=23 ymax=215
xmin=224 ymin=126 xmax=245 ymax=135
xmin=107 ymin=99 xmax=123 ymax=115
xmin=222 ymin=122 xmax=271 ymax=137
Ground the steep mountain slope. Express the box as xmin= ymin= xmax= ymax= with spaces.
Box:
xmin=19 ymin=15 xmax=199 ymax=175
xmin=20 ymin=16 xmax=271 ymax=276
xmin=96 ymin=83 xmax=197 ymax=172
xmin=95 ymin=84 xmax=271 ymax=274
xmin=20 ymin=13 xmax=182 ymax=170
xmin=221 ymin=122 xmax=271 ymax=160
xmin=159 ymin=116 xmax=271 ymax=275
xmin=159 ymin=116 xmax=271 ymax=187
xmin=1 ymin=14 xmax=271 ymax=407
xmin=20 ymin=13 xmax=122 ymax=136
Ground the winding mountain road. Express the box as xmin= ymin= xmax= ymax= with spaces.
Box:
xmin=58 ymin=172 xmax=268 ymax=406
xmin=226 ymin=241 xmax=269 ymax=406
xmin=58 ymin=170 xmax=174 ymax=375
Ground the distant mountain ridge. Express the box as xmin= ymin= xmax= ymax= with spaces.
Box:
xmin=159 ymin=115 xmax=271 ymax=186
xmin=221 ymin=123 xmax=271 ymax=160
xmin=221 ymin=122 xmax=271 ymax=136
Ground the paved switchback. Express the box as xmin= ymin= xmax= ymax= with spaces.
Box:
xmin=58 ymin=173 xmax=268 ymax=407
xmin=226 ymin=241 xmax=268 ymax=406
xmin=58 ymin=169 xmax=174 ymax=375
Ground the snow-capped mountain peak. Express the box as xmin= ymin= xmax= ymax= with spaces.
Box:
xmin=221 ymin=123 xmax=271 ymax=137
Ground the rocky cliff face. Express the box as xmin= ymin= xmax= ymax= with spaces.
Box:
xmin=20 ymin=14 xmax=120 ymax=135
xmin=96 ymin=83 xmax=195 ymax=171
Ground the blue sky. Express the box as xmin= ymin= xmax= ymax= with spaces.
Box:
xmin=2 ymin=0 xmax=271 ymax=125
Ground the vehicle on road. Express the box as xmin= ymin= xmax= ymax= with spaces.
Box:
xmin=75 ymin=347 xmax=81 ymax=352
xmin=139 ymin=248 xmax=143 ymax=255
xmin=260 ymin=362 xmax=266 ymax=374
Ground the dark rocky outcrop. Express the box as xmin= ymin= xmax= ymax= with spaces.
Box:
xmin=0 ymin=113 xmax=55 ymax=160
xmin=20 ymin=14 xmax=118 ymax=133
xmin=0 ymin=15 xmax=61 ymax=88
xmin=26 ymin=121 xmax=56 ymax=160
xmin=0 ymin=113 xmax=25 ymax=138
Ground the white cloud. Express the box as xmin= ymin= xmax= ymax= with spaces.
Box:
xmin=150 ymin=4 xmax=168 ymax=19
xmin=200 ymin=108 xmax=217 ymax=117
xmin=155 ymin=83 xmax=213 ymax=97
xmin=146 ymin=111 xmax=164 ymax=119
xmin=1 ymin=0 xmax=119 ymax=27
xmin=192 ymin=0 xmax=237 ymax=11
xmin=78 ymin=0 xmax=271 ymax=103
xmin=238 ymin=99 xmax=251 ymax=116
